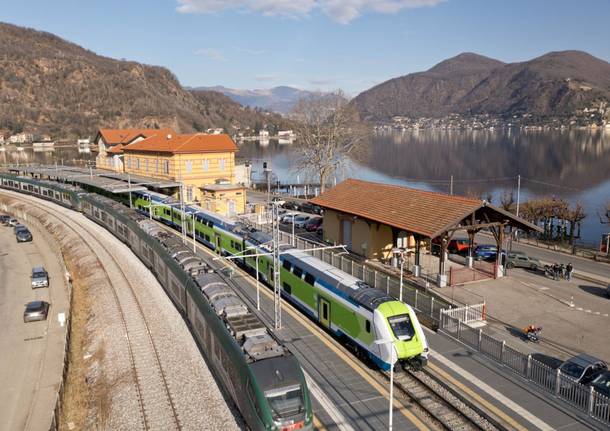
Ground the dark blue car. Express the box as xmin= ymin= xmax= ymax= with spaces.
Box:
xmin=474 ymin=245 xmax=502 ymax=262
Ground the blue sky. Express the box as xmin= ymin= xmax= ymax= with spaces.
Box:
xmin=3 ymin=0 xmax=610 ymax=94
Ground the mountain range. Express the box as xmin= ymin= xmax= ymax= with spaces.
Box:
xmin=351 ymin=51 xmax=610 ymax=122
xmin=193 ymin=85 xmax=321 ymax=114
xmin=0 ymin=22 xmax=289 ymax=138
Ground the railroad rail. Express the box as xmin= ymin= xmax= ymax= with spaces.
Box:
xmin=387 ymin=366 xmax=501 ymax=431
xmin=5 ymin=193 xmax=181 ymax=431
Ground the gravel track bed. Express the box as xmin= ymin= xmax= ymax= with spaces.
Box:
xmin=3 ymin=191 xmax=240 ymax=430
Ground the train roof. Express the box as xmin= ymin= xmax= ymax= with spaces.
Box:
xmin=194 ymin=272 xmax=285 ymax=363
xmin=250 ymin=355 xmax=303 ymax=393
xmin=282 ymin=248 xmax=395 ymax=311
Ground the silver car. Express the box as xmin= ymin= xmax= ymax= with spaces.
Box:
xmin=23 ymin=301 xmax=50 ymax=323
xmin=31 ymin=266 xmax=49 ymax=288
xmin=16 ymin=228 xmax=33 ymax=242
xmin=8 ymin=217 xmax=19 ymax=227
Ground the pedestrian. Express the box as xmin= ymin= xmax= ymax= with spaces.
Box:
xmin=559 ymin=263 xmax=565 ymax=280
xmin=566 ymin=262 xmax=573 ymax=281
xmin=552 ymin=263 xmax=559 ymax=281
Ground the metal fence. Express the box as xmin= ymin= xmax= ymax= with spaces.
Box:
xmin=2 ymin=202 xmax=73 ymax=431
xmin=440 ymin=303 xmax=486 ymax=325
xmin=439 ymin=314 xmax=610 ymax=427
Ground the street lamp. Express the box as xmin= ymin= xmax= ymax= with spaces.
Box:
xmin=375 ymin=338 xmax=397 ymax=431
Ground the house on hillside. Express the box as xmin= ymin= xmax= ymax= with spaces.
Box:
xmin=9 ymin=133 xmax=34 ymax=144
xmin=94 ymin=128 xmax=175 ymax=172
xmin=122 ymin=133 xmax=246 ymax=216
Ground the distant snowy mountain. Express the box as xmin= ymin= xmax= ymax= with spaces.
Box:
xmin=192 ymin=85 xmax=324 ymax=114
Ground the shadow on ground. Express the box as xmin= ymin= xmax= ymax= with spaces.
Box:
xmin=531 ymin=353 xmax=563 ymax=368
xmin=578 ymin=285 xmax=609 ymax=298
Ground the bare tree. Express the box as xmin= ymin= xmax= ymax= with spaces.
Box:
xmin=291 ymin=91 xmax=368 ymax=193
xmin=566 ymin=203 xmax=586 ymax=245
xmin=500 ymin=191 xmax=515 ymax=212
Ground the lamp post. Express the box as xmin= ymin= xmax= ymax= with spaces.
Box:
xmin=375 ymin=338 xmax=396 ymax=431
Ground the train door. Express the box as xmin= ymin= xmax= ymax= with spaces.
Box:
xmin=319 ymin=298 xmax=331 ymax=329
xmin=214 ymin=234 xmax=221 ymax=254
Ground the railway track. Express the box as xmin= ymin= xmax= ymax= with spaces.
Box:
xmin=389 ymin=366 xmax=501 ymax=431
xmin=5 ymin=192 xmax=181 ymax=431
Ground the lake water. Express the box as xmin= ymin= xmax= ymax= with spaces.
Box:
xmin=2 ymin=129 xmax=609 ymax=245
xmin=237 ymin=129 xmax=610 ymax=246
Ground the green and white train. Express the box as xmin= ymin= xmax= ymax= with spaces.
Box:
xmin=132 ymin=190 xmax=429 ymax=370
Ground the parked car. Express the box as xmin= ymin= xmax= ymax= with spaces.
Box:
xmin=505 ymin=252 xmax=542 ymax=270
xmin=304 ymin=217 xmax=323 ymax=232
xmin=280 ymin=212 xmax=299 ymax=224
xmin=23 ymin=301 xmax=50 ymax=323
xmin=316 ymin=225 xmax=323 ymax=236
xmin=473 ymin=245 xmax=501 ymax=262
xmin=0 ymin=214 xmax=10 ymax=225
xmin=8 ymin=217 xmax=19 ymax=227
xmin=293 ymin=215 xmax=312 ymax=228
xmin=589 ymin=370 xmax=610 ymax=397
xmin=431 ymin=238 xmax=474 ymax=256
xmin=31 ymin=266 xmax=49 ymax=288
xmin=13 ymin=224 xmax=27 ymax=234
xmin=559 ymin=354 xmax=608 ymax=385
xmin=16 ymin=227 xmax=33 ymax=242
xmin=281 ymin=201 xmax=300 ymax=211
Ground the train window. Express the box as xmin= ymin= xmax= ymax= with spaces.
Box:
xmin=366 ymin=320 xmax=371 ymax=333
xmin=282 ymin=260 xmax=292 ymax=271
xmin=235 ymin=242 xmax=242 ymax=251
xmin=292 ymin=266 xmax=303 ymax=278
xmin=204 ymin=234 xmax=210 ymax=242
xmin=282 ymin=282 xmax=292 ymax=295
xmin=304 ymin=273 xmax=315 ymax=286
xmin=230 ymin=240 xmax=234 ymax=248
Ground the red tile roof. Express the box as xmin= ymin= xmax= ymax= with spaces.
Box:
xmin=310 ymin=179 xmax=484 ymax=238
xmin=97 ymin=128 xmax=175 ymax=145
xmin=123 ymin=133 xmax=238 ymax=154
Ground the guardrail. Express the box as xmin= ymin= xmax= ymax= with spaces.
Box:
xmin=439 ymin=314 xmax=610 ymax=427
xmin=440 ymin=303 xmax=486 ymax=325
xmin=1 ymin=201 xmax=73 ymax=431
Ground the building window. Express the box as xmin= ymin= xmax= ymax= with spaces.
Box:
xmin=145 ymin=159 xmax=149 ymax=172
xmin=202 ymin=159 xmax=209 ymax=172
xmin=219 ymin=158 xmax=225 ymax=171
xmin=186 ymin=186 xmax=193 ymax=202
xmin=136 ymin=158 xmax=140 ymax=169
xmin=163 ymin=160 xmax=169 ymax=174
xmin=126 ymin=157 xmax=131 ymax=169
xmin=186 ymin=160 xmax=192 ymax=173
xmin=155 ymin=159 xmax=159 ymax=173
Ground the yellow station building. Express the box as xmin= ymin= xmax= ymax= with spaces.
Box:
xmin=95 ymin=128 xmax=246 ymax=216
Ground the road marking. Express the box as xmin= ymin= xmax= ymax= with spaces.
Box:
xmin=305 ymin=371 xmax=355 ymax=431
xmin=585 ymin=309 xmax=591 ymax=313
xmin=167 ymin=225 xmax=431 ymax=431
xmin=576 ymin=307 xmax=583 ymax=311
xmin=430 ymin=352 xmax=554 ymax=431
xmin=538 ymin=287 xmax=549 ymax=291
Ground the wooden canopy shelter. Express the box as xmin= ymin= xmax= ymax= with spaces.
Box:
xmin=310 ymin=179 xmax=542 ymax=286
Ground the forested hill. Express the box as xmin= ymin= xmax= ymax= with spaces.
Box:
xmin=352 ymin=51 xmax=610 ymax=121
xmin=0 ymin=22 xmax=287 ymax=137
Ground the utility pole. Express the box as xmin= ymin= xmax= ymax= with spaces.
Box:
xmin=128 ymin=173 xmax=132 ymax=208
xmin=450 ymin=175 xmax=453 ymax=195
xmin=272 ymin=202 xmax=282 ymax=330
xmin=515 ymin=174 xmax=521 ymax=217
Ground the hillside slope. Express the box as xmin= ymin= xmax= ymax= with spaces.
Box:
xmin=0 ymin=22 xmax=285 ymax=137
xmin=352 ymin=51 xmax=610 ymax=121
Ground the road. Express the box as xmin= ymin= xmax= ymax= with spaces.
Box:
xmin=0 ymin=215 xmax=68 ymax=431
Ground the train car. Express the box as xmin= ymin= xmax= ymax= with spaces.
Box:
xmin=129 ymin=188 xmax=428 ymax=369
xmin=0 ymin=173 xmax=82 ymax=209
xmin=245 ymin=232 xmax=428 ymax=370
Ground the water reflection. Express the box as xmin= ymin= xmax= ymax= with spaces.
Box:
xmin=236 ymin=129 xmax=610 ymax=244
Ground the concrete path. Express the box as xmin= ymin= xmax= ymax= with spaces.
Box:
xmin=0 ymin=216 xmax=68 ymax=431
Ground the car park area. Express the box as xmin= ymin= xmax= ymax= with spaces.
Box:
xmin=0 ymin=214 xmax=68 ymax=431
